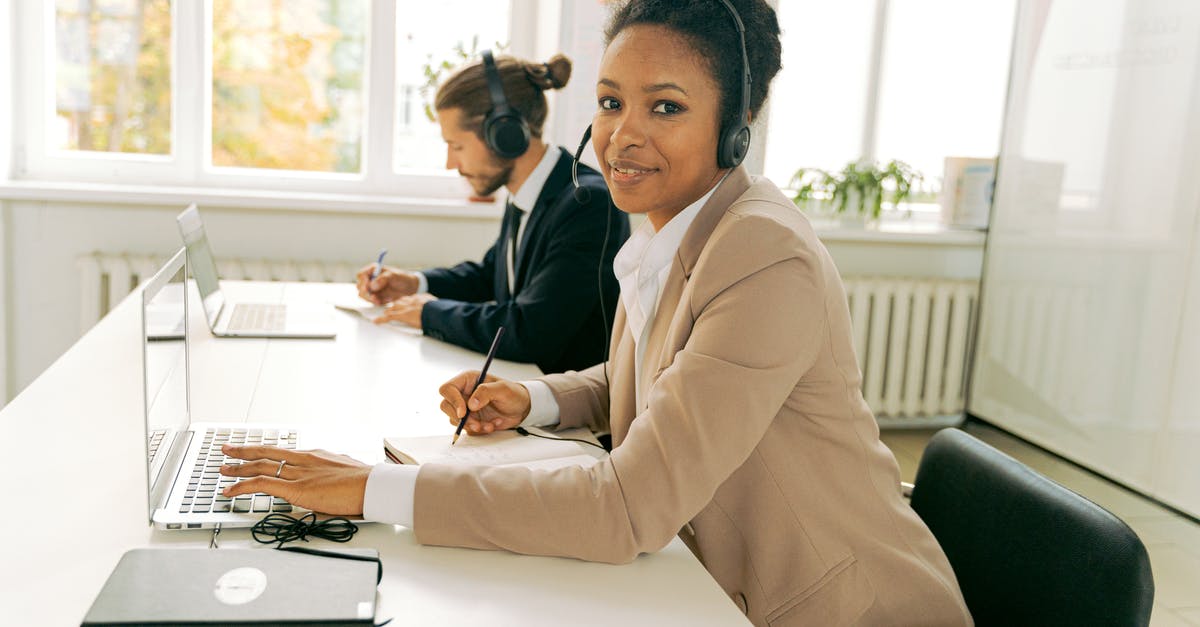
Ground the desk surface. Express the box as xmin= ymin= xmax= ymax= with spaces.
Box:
xmin=0 ymin=282 xmax=748 ymax=626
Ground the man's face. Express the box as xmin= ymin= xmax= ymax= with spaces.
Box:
xmin=438 ymin=107 xmax=513 ymax=196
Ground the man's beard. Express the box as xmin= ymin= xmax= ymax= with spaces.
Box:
xmin=470 ymin=158 xmax=515 ymax=197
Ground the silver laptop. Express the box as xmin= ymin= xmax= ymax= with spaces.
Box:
xmin=175 ymin=204 xmax=336 ymax=339
xmin=142 ymin=250 xmax=323 ymax=530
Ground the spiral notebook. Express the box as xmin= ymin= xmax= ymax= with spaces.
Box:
xmin=383 ymin=427 xmax=604 ymax=471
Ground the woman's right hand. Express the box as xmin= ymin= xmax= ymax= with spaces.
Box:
xmin=356 ymin=265 xmax=420 ymax=305
xmin=438 ymin=371 xmax=531 ymax=436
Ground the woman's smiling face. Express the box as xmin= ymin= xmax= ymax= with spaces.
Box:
xmin=593 ymin=24 xmax=728 ymax=229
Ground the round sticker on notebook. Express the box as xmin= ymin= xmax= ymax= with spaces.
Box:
xmin=213 ymin=567 xmax=267 ymax=605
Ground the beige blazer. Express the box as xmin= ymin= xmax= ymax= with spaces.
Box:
xmin=415 ymin=168 xmax=972 ymax=626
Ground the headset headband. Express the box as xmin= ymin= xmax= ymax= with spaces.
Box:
xmin=481 ymin=50 xmax=512 ymax=116
xmin=717 ymin=0 xmax=752 ymax=129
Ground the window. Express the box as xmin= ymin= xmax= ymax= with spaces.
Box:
xmin=762 ymin=1 xmax=875 ymax=185
xmin=393 ymin=2 xmax=510 ymax=171
xmin=874 ymin=0 xmax=1016 ymax=182
xmin=210 ymin=0 xmax=368 ymax=174
xmin=53 ymin=0 xmax=172 ymax=155
xmin=17 ymin=1 xmax=525 ymax=198
xmin=763 ymin=0 xmax=1016 ymax=202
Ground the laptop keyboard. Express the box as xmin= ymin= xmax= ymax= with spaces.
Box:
xmin=181 ymin=428 xmax=296 ymax=515
xmin=148 ymin=429 xmax=167 ymax=464
xmin=228 ymin=303 xmax=286 ymax=332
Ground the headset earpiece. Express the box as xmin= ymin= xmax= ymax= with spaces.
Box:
xmin=481 ymin=50 xmax=531 ymax=159
xmin=719 ymin=123 xmax=751 ymax=169
xmin=715 ymin=0 xmax=752 ymax=169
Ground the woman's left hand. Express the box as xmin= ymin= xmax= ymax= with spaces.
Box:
xmin=219 ymin=445 xmax=371 ymax=516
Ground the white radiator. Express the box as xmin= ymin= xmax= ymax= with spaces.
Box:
xmin=77 ymin=254 xmax=978 ymax=421
xmin=844 ymin=277 xmax=978 ymax=419
xmin=77 ymin=252 xmax=361 ymax=332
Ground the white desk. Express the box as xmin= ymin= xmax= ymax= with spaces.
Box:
xmin=0 ymin=281 xmax=748 ymax=626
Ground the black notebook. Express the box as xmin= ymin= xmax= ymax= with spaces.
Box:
xmin=82 ymin=547 xmax=379 ymax=626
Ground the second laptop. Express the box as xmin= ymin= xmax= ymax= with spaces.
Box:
xmin=176 ymin=204 xmax=336 ymax=339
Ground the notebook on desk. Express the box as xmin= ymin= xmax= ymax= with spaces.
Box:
xmin=383 ymin=427 xmax=604 ymax=471
xmin=141 ymin=250 xmax=356 ymax=530
xmin=332 ymin=301 xmax=422 ymax=335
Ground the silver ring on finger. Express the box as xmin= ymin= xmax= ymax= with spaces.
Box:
xmin=274 ymin=459 xmax=286 ymax=478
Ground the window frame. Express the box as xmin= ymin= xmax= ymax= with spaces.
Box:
xmin=18 ymin=0 xmax=185 ymax=182
xmin=762 ymin=0 xmax=1016 ymax=217
xmin=0 ymin=0 xmax=16 ymax=181
xmin=12 ymin=0 xmax=534 ymax=201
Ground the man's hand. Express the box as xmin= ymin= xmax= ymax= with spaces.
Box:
xmin=439 ymin=370 xmax=531 ymax=435
xmin=219 ymin=446 xmax=371 ymax=516
xmin=372 ymin=293 xmax=437 ymax=328
xmin=356 ymin=265 xmax=420 ymax=305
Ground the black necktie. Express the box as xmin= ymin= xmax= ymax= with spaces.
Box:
xmin=507 ymin=203 xmax=525 ymax=295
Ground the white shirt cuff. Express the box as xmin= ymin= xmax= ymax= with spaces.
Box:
xmin=414 ymin=271 xmax=429 ymax=294
xmin=520 ymin=380 xmax=561 ymax=428
xmin=362 ymin=463 xmax=420 ymax=528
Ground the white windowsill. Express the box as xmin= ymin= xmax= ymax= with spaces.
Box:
xmin=0 ymin=179 xmax=506 ymax=219
xmin=0 ymin=179 xmax=988 ymax=246
xmin=811 ymin=220 xmax=987 ymax=246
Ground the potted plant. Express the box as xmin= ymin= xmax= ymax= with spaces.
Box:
xmin=790 ymin=159 xmax=923 ymax=227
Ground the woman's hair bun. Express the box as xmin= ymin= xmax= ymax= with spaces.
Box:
xmin=525 ymin=53 xmax=572 ymax=91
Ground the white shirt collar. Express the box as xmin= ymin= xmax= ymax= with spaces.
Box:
xmin=509 ymin=145 xmax=559 ymax=212
xmin=613 ymin=178 xmax=724 ymax=409
xmin=612 ymin=180 xmax=723 ymax=292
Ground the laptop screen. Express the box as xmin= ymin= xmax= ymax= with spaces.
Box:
xmin=176 ymin=204 xmax=225 ymax=328
xmin=141 ymin=249 xmax=191 ymax=523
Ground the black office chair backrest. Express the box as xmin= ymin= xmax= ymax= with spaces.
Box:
xmin=910 ymin=428 xmax=1155 ymax=627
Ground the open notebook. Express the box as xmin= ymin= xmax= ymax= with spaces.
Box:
xmin=383 ymin=428 xmax=604 ymax=472
xmin=333 ymin=301 xmax=422 ymax=334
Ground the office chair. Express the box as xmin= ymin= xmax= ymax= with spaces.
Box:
xmin=907 ymin=428 xmax=1155 ymax=627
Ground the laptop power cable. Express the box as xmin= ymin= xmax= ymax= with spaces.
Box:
xmin=515 ymin=426 xmax=607 ymax=451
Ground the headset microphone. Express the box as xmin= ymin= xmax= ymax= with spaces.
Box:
xmin=565 ymin=123 xmax=614 ymax=392
xmin=571 ymin=124 xmax=593 ymax=205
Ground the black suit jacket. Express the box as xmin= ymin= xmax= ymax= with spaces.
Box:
xmin=420 ymin=148 xmax=630 ymax=374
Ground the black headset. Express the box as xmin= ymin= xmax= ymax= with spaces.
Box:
xmin=481 ymin=50 xmax=531 ymax=159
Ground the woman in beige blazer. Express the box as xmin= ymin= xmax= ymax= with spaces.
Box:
xmin=222 ymin=1 xmax=971 ymax=624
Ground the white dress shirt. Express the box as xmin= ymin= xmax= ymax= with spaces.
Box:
xmin=363 ymin=174 xmax=722 ymax=529
xmin=518 ymin=179 xmax=722 ymax=427
xmin=609 ymin=184 xmax=717 ymax=408
xmin=413 ymin=144 xmax=559 ymax=296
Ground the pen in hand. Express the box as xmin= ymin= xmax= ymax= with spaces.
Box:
xmin=369 ymin=248 xmax=388 ymax=282
xmin=365 ymin=249 xmax=388 ymax=304
xmin=453 ymin=326 xmax=506 ymax=445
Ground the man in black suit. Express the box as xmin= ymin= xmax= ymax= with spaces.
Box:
xmin=358 ymin=52 xmax=628 ymax=374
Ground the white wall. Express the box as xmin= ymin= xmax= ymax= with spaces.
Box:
xmin=0 ymin=195 xmax=983 ymax=404
xmin=2 ymin=200 xmax=502 ymax=398
xmin=0 ymin=0 xmax=14 ymax=403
